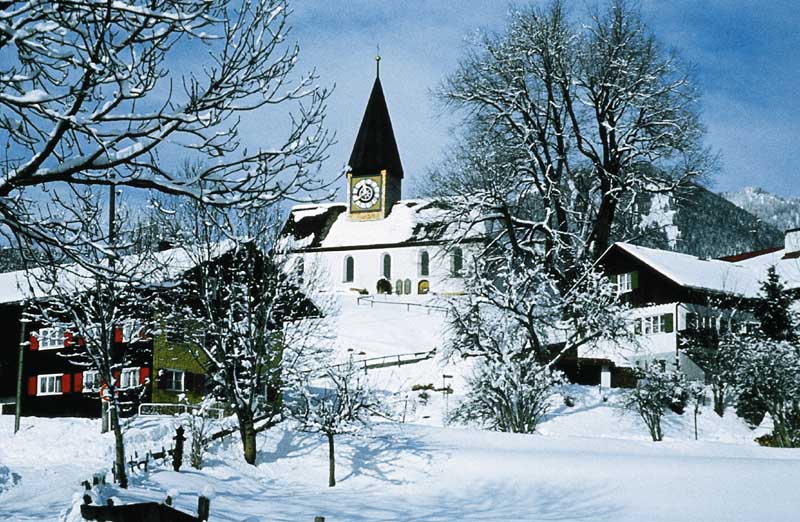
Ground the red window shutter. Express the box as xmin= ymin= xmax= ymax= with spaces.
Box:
xmin=27 ymin=376 xmax=37 ymax=396
xmin=140 ymin=367 xmax=150 ymax=385
xmin=113 ymin=370 xmax=120 ymax=386
xmin=61 ymin=374 xmax=71 ymax=393
xmin=30 ymin=334 xmax=39 ymax=351
xmin=78 ymin=336 xmax=86 ymax=347
xmin=64 ymin=331 xmax=74 ymax=347
xmin=114 ymin=327 xmax=123 ymax=344
xmin=74 ymin=372 xmax=83 ymax=392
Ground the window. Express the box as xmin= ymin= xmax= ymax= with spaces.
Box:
xmin=395 ymin=279 xmax=404 ymax=295
xmin=83 ymin=370 xmax=101 ymax=392
xmin=450 ymin=247 xmax=463 ymax=276
xmin=120 ymin=368 xmax=140 ymax=389
xmin=686 ymin=312 xmax=698 ymax=330
xmin=404 ymin=279 xmax=412 ymax=295
xmin=640 ymin=313 xmax=674 ymax=335
xmin=618 ymin=273 xmax=633 ymax=293
xmin=611 ymin=271 xmax=638 ymax=294
xmin=382 ymin=253 xmax=391 ymax=279
xmin=343 ymin=256 xmax=354 ymax=283
xmin=38 ymin=374 xmax=62 ymax=395
xmin=37 ymin=327 xmax=63 ymax=350
xmin=419 ymin=250 xmax=430 ymax=276
xmin=163 ymin=369 xmax=185 ymax=392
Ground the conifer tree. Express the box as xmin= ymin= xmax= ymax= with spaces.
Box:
xmin=754 ymin=266 xmax=795 ymax=341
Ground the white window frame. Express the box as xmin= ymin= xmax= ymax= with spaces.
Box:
xmin=37 ymin=327 xmax=63 ymax=350
xmin=120 ymin=368 xmax=140 ymax=389
xmin=37 ymin=373 xmax=63 ymax=396
xmin=83 ymin=370 xmax=101 ymax=392
xmin=617 ymin=272 xmax=633 ymax=294
xmin=164 ymin=369 xmax=186 ymax=392
xmin=642 ymin=315 xmax=667 ymax=335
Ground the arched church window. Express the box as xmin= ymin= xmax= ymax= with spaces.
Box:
xmin=418 ymin=280 xmax=430 ymax=295
xmin=395 ymin=279 xmax=404 ymax=295
xmin=404 ymin=279 xmax=412 ymax=295
xmin=344 ymin=256 xmax=354 ymax=283
xmin=419 ymin=250 xmax=430 ymax=276
xmin=450 ymin=247 xmax=463 ymax=276
xmin=382 ymin=253 xmax=392 ymax=279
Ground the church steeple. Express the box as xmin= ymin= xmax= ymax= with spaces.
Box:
xmin=346 ymin=57 xmax=404 ymax=220
xmin=348 ymin=76 xmax=404 ymax=179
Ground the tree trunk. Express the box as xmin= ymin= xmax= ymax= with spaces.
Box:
xmin=327 ymin=432 xmax=335 ymax=487
xmin=238 ymin=410 xmax=257 ymax=465
xmin=712 ymin=384 xmax=725 ymax=417
xmin=110 ymin=406 xmax=128 ymax=489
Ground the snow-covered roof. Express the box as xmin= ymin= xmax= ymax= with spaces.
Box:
xmin=733 ymin=247 xmax=800 ymax=292
xmin=0 ymin=242 xmax=232 ymax=305
xmin=613 ymin=242 xmax=762 ymax=298
xmin=282 ymin=199 xmax=486 ymax=251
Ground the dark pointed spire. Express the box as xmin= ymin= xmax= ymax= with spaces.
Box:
xmin=348 ymin=66 xmax=403 ymax=179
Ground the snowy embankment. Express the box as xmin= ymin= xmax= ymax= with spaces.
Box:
xmin=2 ymin=402 xmax=799 ymax=522
xmin=2 ymin=294 xmax=799 ymax=521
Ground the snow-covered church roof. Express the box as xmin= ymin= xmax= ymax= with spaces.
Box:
xmin=282 ymin=199 xmax=486 ymax=251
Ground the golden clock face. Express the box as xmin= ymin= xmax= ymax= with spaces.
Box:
xmin=351 ymin=176 xmax=381 ymax=211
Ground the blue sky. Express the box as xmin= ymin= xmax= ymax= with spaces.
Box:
xmin=260 ymin=0 xmax=800 ymax=198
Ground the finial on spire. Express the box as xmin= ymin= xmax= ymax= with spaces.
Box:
xmin=376 ymin=44 xmax=381 ymax=78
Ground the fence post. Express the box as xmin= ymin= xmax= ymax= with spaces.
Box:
xmin=173 ymin=426 xmax=186 ymax=472
xmin=197 ymin=495 xmax=210 ymax=521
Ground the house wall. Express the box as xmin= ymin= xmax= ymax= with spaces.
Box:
xmin=602 ymin=248 xmax=695 ymax=306
xmin=151 ymin=333 xmax=208 ymax=405
xmin=21 ymin=324 xmax=152 ymax=418
xmin=296 ymin=242 xmax=476 ymax=295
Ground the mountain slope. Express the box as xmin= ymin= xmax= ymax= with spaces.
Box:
xmin=722 ymin=186 xmax=800 ymax=231
xmin=621 ymin=184 xmax=784 ymax=259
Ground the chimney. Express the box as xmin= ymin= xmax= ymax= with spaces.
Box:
xmin=786 ymin=228 xmax=800 ymax=254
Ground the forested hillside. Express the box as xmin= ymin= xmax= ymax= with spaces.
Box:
xmin=723 ymin=187 xmax=800 ymax=232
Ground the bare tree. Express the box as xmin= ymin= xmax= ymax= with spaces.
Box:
xmin=156 ymin=201 xmax=331 ymax=465
xmin=294 ymin=359 xmax=383 ymax=487
xmin=22 ymin=190 xmax=171 ymax=488
xmin=434 ymin=0 xmax=710 ymax=284
xmin=1 ymin=0 xmax=331 ymax=264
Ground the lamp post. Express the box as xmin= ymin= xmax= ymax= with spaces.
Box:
xmin=14 ymin=313 xmax=29 ymax=434
xmin=442 ymin=374 xmax=453 ymax=423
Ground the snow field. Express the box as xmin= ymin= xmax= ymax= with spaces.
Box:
xmin=2 ymin=294 xmax=799 ymax=521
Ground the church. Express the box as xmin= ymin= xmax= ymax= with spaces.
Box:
xmin=282 ymin=65 xmax=484 ymax=295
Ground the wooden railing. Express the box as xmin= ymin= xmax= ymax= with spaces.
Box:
xmin=330 ymin=350 xmax=436 ymax=372
xmin=356 ymin=295 xmax=448 ymax=313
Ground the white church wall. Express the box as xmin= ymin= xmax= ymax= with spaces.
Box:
xmin=293 ymin=243 xmax=476 ymax=296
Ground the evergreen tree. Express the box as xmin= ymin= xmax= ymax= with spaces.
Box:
xmin=754 ymin=266 xmax=795 ymax=341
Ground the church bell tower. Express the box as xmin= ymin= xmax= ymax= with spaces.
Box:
xmin=346 ymin=55 xmax=404 ymax=221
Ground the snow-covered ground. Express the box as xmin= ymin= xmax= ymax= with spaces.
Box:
xmin=2 ymin=294 xmax=799 ymax=521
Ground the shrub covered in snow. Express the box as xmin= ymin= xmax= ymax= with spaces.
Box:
xmin=624 ymin=364 xmax=691 ymax=442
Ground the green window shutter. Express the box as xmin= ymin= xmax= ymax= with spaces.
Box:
xmin=631 ymin=271 xmax=639 ymax=290
xmin=634 ymin=319 xmax=642 ymax=335
xmin=663 ymin=313 xmax=674 ymax=333
xmin=609 ymin=274 xmax=618 ymax=287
